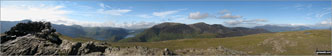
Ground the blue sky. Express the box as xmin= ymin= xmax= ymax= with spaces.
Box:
xmin=1 ymin=1 xmax=331 ymax=28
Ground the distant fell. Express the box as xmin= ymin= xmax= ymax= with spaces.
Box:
xmin=119 ymin=22 xmax=270 ymax=42
xmin=254 ymin=25 xmax=311 ymax=32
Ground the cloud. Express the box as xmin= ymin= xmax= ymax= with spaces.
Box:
xmin=315 ymin=8 xmax=331 ymax=18
xmin=119 ymin=21 xmax=157 ymax=29
xmin=224 ymin=19 xmax=268 ymax=25
xmin=294 ymin=4 xmax=312 ymax=10
xmin=219 ymin=13 xmax=242 ymax=19
xmin=317 ymin=18 xmax=332 ymax=26
xmin=99 ymin=3 xmax=111 ymax=9
xmin=218 ymin=9 xmax=242 ymax=19
xmin=186 ymin=9 xmax=242 ymax=20
xmin=97 ymin=9 xmax=131 ymax=16
xmin=1 ymin=5 xmax=73 ymax=23
xmin=188 ymin=12 xmax=209 ymax=19
xmin=0 ymin=4 xmax=109 ymax=27
xmin=153 ymin=9 xmax=184 ymax=17
xmin=1 ymin=2 xmax=157 ymax=29
xmin=320 ymin=21 xmax=331 ymax=25
xmin=245 ymin=19 xmax=268 ymax=22
xmin=219 ymin=9 xmax=230 ymax=14
xmin=137 ymin=14 xmax=153 ymax=18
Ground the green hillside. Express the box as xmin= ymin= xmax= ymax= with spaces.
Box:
xmin=108 ymin=30 xmax=331 ymax=55
xmin=118 ymin=22 xmax=270 ymax=42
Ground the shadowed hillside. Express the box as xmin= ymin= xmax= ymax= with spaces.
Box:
xmin=119 ymin=22 xmax=270 ymax=42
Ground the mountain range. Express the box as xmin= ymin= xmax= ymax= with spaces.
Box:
xmin=0 ymin=20 xmax=129 ymax=42
xmin=119 ymin=22 xmax=270 ymax=42
xmin=253 ymin=25 xmax=312 ymax=32
xmin=1 ymin=21 xmax=330 ymax=55
xmin=1 ymin=20 xmax=316 ymax=42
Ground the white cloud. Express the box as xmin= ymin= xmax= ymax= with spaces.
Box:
xmin=188 ymin=12 xmax=209 ymax=19
xmin=294 ymin=4 xmax=312 ymax=10
xmin=137 ymin=14 xmax=153 ymax=18
xmin=245 ymin=19 xmax=268 ymax=22
xmin=318 ymin=18 xmax=332 ymax=26
xmin=186 ymin=9 xmax=243 ymax=20
xmin=1 ymin=5 xmax=73 ymax=23
xmin=224 ymin=19 xmax=268 ymax=25
xmin=119 ymin=21 xmax=157 ymax=29
xmin=219 ymin=13 xmax=242 ymax=19
xmin=99 ymin=3 xmax=111 ymax=9
xmin=0 ymin=5 xmax=105 ymax=27
xmin=1 ymin=3 xmax=155 ymax=29
xmin=219 ymin=9 xmax=230 ymax=14
xmin=320 ymin=21 xmax=330 ymax=25
xmin=153 ymin=10 xmax=182 ymax=17
xmin=97 ymin=9 xmax=131 ymax=16
xmin=316 ymin=12 xmax=330 ymax=18
xmin=315 ymin=8 xmax=331 ymax=18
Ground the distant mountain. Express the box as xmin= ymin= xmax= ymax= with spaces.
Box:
xmin=1 ymin=20 xmax=128 ymax=42
xmin=253 ymin=25 xmax=312 ymax=32
xmin=0 ymin=20 xmax=31 ymax=33
xmin=82 ymin=27 xmax=128 ymax=41
xmin=124 ymin=28 xmax=146 ymax=38
xmin=51 ymin=24 xmax=86 ymax=38
xmin=119 ymin=22 xmax=270 ymax=42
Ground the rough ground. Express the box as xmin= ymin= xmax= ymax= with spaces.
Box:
xmin=0 ymin=21 xmax=245 ymax=55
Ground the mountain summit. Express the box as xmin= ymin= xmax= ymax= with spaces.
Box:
xmin=120 ymin=22 xmax=270 ymax=42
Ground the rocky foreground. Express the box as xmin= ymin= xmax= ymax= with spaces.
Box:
xmin=0 ymin=21 xmax=245 ymax=55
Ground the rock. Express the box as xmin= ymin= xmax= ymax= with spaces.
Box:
xmin=57 ymin=40 xmax=82 ymax=55
xmin=0 ymin=35 xmax=59 ymax=55
xmin=103 ymin=46 xmax=166 ymax=56
xmin=174 ymin=46 xmax=246 ymax=55
xmin=77 ymin=41 xmax=108 ymax=55
xmin=0 ymin=21 xmax=62 ymax=55
xmin=1 ymin=21 xmax=61 ymax=44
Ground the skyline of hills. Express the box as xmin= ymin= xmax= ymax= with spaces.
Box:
xmin=1 ymin=20 xmax=329 ymax=41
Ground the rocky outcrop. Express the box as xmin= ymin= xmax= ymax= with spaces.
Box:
xmin=0 ymin=22 xmax=62 ymax=55
xmin=1 ymin=22 xmax=61 ymax=44
xmin=0 ymin=21 xmax=246 ymax=55
xmin=0 ymin=21 xmax=172 ymax=55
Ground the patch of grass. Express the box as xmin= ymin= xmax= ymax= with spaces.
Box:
xmin=108 ymin=30 xmax=331 ymax=55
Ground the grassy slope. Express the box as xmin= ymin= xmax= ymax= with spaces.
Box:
xmin=108 ymin=30 xmax=331 ymax=55
xmin=59 ymin=30 xmax=331 ymax=55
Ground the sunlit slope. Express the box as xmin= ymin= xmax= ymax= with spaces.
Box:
xmin=109 ymin=30 xmax=331 ymax=55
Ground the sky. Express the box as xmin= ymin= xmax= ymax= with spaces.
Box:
xmin=1 ymin=0 xmax=331 ymax=29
